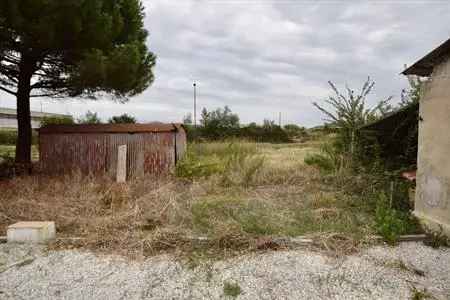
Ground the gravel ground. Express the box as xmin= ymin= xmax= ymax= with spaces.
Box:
xmin=0 ymin=242 xmax=449 ymax=300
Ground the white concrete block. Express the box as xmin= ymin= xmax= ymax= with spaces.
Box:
xmin=7 ymin=221 xmax=56 ymax=243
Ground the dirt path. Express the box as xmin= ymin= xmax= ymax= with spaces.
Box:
xmin=0 ymin=242 xmax=449 ymax=299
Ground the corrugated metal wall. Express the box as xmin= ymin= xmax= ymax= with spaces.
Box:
xmin=175 ymin=125 xmax=187 ymax=163
xmin=40 ymin=130 xmax=185 ymax=179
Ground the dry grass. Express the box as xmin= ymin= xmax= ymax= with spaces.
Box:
xmin=0 ymin=140 xmax=376 ymax=259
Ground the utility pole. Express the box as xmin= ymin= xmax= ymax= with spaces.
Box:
xmin=278 ymin=112 xmax=281 ymax=127
xmin=193 ymin=82 xmax=197 ymax=127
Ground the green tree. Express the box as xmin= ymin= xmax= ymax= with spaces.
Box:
xmin=283 ymin=124 xmax=306 ymax=139
xmin=108 ymin=113 xmax=136 ymax=124
xmin=400 ymin=75 xmax=423 ymax=108
xmin=0 ymin=0 xmax=156 ymax=167
xmin=313 ymin=77 xmax=392 ymax=157
xmin=78 ymin=111 xmax=102 ymax=124
xmin=183 ymin=113 xmax=193 ymax=125
xmin=200 ymin=106 xmax=240 ymax=139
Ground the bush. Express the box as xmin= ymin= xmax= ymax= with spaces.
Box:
xmin=374 ymin=192 xmax=419 ymax=244
xmin=239 ymin=121 xmax=291 ymax=143
xmin=284 ymin=124 xmax=307 ymax=140
xmin=40 ymin=115 xmax=75 ymax=127
xmin=0 ymin=151 xmax=15 ymax=178
xmin=175 ymin=153 xmax=222 ymax=179
xmin=77 ymin=110 xmax=102 ymax=124
xmin=0 ymin=130 xmax=38 ymax=145
xmin=304 ymin=142 xmax=342 ymax=173
xmin=184 ymin=106 xmax=292 ymax=143
xmin=0 ymin=130 xmax=18 ymax=145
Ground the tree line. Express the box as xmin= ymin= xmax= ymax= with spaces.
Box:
xmin=40 ymin=111 xmax=137 ymax=126
xmin=183 ymin=106 xmax=307 ymax=143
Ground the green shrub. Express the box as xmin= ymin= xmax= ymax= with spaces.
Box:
xmin=374 ymin=192 xmax=415 ymax=244
xmin=0 ymin=130 xmax=18 ymax=145
xmin=0 ymin=151 xmax=15 ymax=178
xmin=0 ymin=130 xmax=38 ymax=145
xmin=40 ymin=115 xmax=75 ymax=127
xmin=175 ymin=154 xmax=222 ymax=179
xmin=304 ymin=142 xmax=341 ymax=173
xmin=304 ymin=153 xmax=334 ymax=173
xmin=184 ymin=114 xmax=292 ymax=143
xmin=283 ymin=124 xmax=307 ymax=139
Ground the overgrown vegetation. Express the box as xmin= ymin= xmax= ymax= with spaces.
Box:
xmin=40 ymin=115 xmax=75 ymax=127
xmin=0 ymin=150 xmax=15 ymax=178
xmin=308 ymin=78 xmax=423 ymax=244
xmin=0 ymin=79 xmax=426 ymax=258
xmin=184 ymin=106 xmax=294 ymax=143
xmin=0 ymin=139 xmax=377 ymax=258
xmin=77 ymin=110 xmax=103 ymax=124
xmin=374 ymin=192 xmax=419 ymax=244
xmin=176 ymin=142 xmax=264 ymax=187
xmin=0 ymin=129 xmax=38 ymax=145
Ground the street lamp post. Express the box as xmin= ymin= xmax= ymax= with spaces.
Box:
xmin=193 ymin=82 xmax=197 ymax=127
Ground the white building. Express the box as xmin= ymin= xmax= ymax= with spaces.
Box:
xmin=0 ymin=107 xmax=71 ymax=129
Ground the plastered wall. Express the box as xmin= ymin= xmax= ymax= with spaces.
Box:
xmin=415 ymin=56 xmax=450 ymax=235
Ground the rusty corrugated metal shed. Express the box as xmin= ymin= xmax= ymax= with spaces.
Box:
xmin=39 ymin=123 xmax=186 ymax=179
xmin=403 ymin=38 xmax=450 ymax=76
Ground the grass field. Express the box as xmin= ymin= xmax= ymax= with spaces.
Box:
xmin=0 ymin=138 xmax=382 ymax=259
xmin=0 ymin=145 xmax=39 ymax=161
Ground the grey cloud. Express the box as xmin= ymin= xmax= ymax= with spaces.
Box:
xmin=1 ymin=0 xmax=450 ymax=127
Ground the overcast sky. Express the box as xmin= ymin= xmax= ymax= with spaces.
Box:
xmin=1 ymin=0 xmax=450 ymax=127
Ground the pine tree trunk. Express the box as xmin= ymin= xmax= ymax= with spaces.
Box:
xmin=15 ymin=59 xmax=33 ymax=172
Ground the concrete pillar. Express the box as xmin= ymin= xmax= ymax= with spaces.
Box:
xmin=116 ymin=145 xmax=127 ymax=183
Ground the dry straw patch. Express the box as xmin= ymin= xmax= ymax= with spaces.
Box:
xmin=0 ymin=142 xmax=376 ymax=258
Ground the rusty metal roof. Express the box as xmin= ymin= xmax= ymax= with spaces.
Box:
xmin=39 ymin=123 xmax=184 ymax=134
xmin=403 ymin=38 xmax=450 ymax=76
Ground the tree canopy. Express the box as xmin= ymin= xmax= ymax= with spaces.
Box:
xmin=313 ymin=77 xmax=393 ymax=157
xmin=108 ymin=113 xmax=136 ymax=124
xmin=0 ymin=0 xmax=155 ymax=99
xmin=0 ymin=0 xmax=156 ymax=165
xmin=78 ymin=111 xmax=102 ymax=124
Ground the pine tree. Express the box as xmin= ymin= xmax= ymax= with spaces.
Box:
xmin=0 ymin=0 xmax=156 ymax=168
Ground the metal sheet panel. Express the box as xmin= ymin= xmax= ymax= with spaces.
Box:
xmin=40 ymin=128 xmax=186 ymax=178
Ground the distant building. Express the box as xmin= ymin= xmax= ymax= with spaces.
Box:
xmin=0 ymin=107 xmax=71 ymax=129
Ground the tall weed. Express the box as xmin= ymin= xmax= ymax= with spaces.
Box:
xmin=176 ymin=142 xmax=264 ymax=187
xmin=374 ymin=192 xmax=420 ymax=244
xmin=304 ymin=142 xmax=342 ymax=173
